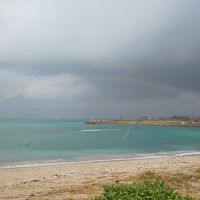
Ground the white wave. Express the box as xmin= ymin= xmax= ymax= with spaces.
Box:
xmin=80 ymin=129 xmax=103 ymax=132
xmin=80 ymin=129 xmax=121 ymax=132
xmin=133 ymin=151 xmax=200 ymax=159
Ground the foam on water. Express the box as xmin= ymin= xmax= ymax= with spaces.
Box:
xmin=80 ymin=129 xmax=104 ymax=132
xmin=80 ymin=129 xmax=122 ymax=132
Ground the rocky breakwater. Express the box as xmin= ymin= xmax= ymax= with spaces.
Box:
xmin=85 ymin=119 xmax=131 ymax=124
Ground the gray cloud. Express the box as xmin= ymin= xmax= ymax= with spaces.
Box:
xmin=0 ymin=0 xmax=200 ymax=118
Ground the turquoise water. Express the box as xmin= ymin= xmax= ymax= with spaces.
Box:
xmin=0 ymin=119 xmax=200 ymax=168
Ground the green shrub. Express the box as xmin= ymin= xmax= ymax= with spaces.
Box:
xmin=93 ymin=172 xmax=194 ymax=200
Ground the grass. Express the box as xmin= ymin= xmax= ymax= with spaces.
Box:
xmin=196 ymin=169 xmax=200 ymax=181
xmin=93 ymin=171 xmax=195 ymax=200
xmin=113 ymin=118 xmax=130 ymax=121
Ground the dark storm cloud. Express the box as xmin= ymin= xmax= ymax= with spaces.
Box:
xmin=0 ymin=0 xmax=200 ymax=118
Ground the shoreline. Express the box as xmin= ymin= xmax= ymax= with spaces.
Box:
xmin=1 ymin=154 xmax=200 ymax=199
xmin=1 ymin=151 xmax=200 ymax=170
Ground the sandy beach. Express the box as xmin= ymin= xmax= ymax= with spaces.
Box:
xmin=0 ymin=155 xmax=200 ymax=200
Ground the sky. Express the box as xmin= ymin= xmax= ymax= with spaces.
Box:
xmin=0 ymin=0 xmax=200 ymax=119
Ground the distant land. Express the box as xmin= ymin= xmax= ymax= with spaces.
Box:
xmin=86 ymin=116 xmax=200 ymax=127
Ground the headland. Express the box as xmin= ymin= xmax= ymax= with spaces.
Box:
xmin=86 ymin=116 xmax=200 ymax=127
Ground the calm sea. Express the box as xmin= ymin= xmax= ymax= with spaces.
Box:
xmin=0 ymin=119 xmax=200 ymax=168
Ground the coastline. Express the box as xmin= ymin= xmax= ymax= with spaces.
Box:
xmin=86 ymin=118 xmax=200 ymax=127
xmin=1 ymin=154 xmax=200 ymax=199
xmin=1 ymin=150 xmax=200 ymax=170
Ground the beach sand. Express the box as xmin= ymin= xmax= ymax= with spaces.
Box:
xmin=0 ymin=155 xmax=200 ymax=200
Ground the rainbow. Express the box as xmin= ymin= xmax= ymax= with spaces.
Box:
xmin=0 ymin=74 xmax=199 ymax=102
xmin=80 ymin=74 xmax=200 ymax=101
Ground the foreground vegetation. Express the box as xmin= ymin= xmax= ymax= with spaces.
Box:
xmin=93 ymin=172 xmax=195 ymax=200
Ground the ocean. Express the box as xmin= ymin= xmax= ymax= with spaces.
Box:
xmin=0 ymin=119 xmax=200 ymax=168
